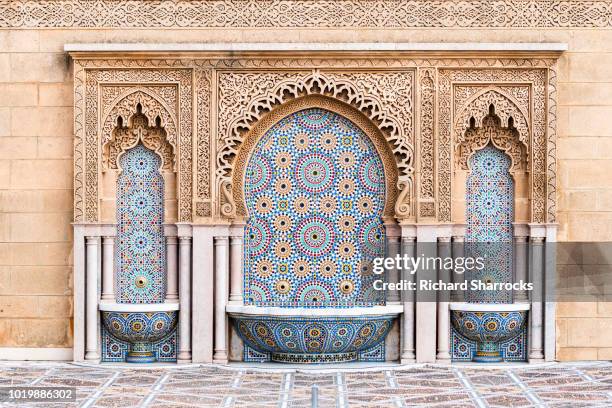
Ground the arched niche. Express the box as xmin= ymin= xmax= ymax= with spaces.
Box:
xmin=239 ymin=104 xmax=390 ymax=307
xmin=99 ymin=96 xmax=178 ymax=223
xmin=115 ymin=144 xmax=167 ymax=303
xmin=452 ymin=100 xmax=530 ymax=224
xmin=231 ymin=95 xmax=399 ymax=221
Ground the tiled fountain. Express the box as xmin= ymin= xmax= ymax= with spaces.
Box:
xmin=228 ymin=108 xmax=401 ymax=363
xmin=450 ymin=143 xmax=529 ymax=363
xmin=100 ymin=144 xmax=178 ymax=363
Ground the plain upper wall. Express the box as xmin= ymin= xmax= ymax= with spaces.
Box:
xmin=0 ymin=15 xmax=610 ymax=359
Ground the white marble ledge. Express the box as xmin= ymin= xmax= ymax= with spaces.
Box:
xmin=99 ymin=302 xmax=180 ymax=312
xmin=64 ymin=42 xmax=568 ymax=53
xmin=226 ymin=303 xmax=403 ymax=316
xmin=450 ymin=302 xmax=530 ymax=312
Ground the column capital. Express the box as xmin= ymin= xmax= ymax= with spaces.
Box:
xmin=438 ymin=237 xmax=451 ymax=243
xmin=85 ymin=235 xmax=101 ymax=244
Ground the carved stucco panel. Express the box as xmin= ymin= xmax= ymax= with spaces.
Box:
xmin=196 ymin=69 xmax=213 ymax=216
xmin=454 ymin=87 xmax=530 ymax=171
xmin=80 ymin=68 xmax=193 ymax=222
xmin=101 ymin=88 xmax=178 ymax=171
xmin=9 ymin=1 xmax=612 ymax=28
xmin=438 ymin=68 xmax=549 ymax=223
xmin=418 ymin=68 xmax=436 ymax=218
xmin=216 ymin=69 xmax=414 ymax=219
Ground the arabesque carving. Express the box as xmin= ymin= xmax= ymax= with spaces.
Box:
xmin=457 ymin=114 xmax=527 ymax=172
xmin=231 ymin=95 xmax=399 ymax=220
xmin=217 ymin=69 xmax=414 ymax=219
xmin=78 ymin=68 xmax=192 ymax=222
xmin=438 ymin=69 xmax=548 ymax=223
xmin=9 ymin=1 xmax=612 ymax=28
xmin=102 ymin=90 xmax=177 ymax=171
xmin=71 ymin=57 xmax=557 ymax=226
xmin=418 ymin=68 xmax=436 ymax=218
xmin=454 ymin=88 xmax=529 ymax=149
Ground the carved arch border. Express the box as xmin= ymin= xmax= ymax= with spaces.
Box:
xmin=216 ymin=69 xmax=414 ymax=219
xmin=454 ymin=88 xmax=530 ymax=172
xmin=101 ymin=89 xmax=178 ymax=171
xmin=454 ymin=87 xmax=530 ymax=147
xmin=232 ymin=95 xmax=399 ymax=219
xmin=438 ymin=68 xmax=550 ymax=223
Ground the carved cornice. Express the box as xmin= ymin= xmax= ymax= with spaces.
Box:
xmin=7 ymin=1 xmax=612 ymax=28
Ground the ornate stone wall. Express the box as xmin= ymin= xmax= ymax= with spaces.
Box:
xmin=72 ymin=55 xmax=557 ymax=229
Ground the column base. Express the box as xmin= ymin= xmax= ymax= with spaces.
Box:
xmin=84 ymin=352 xmax=100 ymax=361
xmin=436 ymin=352 xmax=451 ymax=361
xmin=528 ymin=353 xmax=545 ymax=363
xmin=177 ymin=350 xmax=192 ymax=363
xmin=213 ymin=351 xmax=228 ymax=364
xmin=400 ymin=350 xmax=415 ymax=364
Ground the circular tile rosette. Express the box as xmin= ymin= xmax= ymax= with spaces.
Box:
xmin=295 ymin=153 xmax=335 ymax=194
xmin=232 ymin=314 xmax=394 ymax=363
xmin=294 ymin=216 xmax=335 ymax=258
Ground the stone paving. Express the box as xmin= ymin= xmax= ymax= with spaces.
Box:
xmin=0 ymin=361 xmax=611 ymax=407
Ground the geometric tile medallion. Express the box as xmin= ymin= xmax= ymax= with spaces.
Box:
xmin=465 ymin=143 xmax=514 ymax=304
xmin=115 ymin=144 xmax=166 ymax=303
xmin=243 ymin=108 xmax=387 ymax=308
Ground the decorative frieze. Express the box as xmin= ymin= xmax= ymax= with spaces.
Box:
xmin=7 ymin=1 xmax=612 ymax=28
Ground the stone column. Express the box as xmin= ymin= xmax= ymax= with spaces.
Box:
xmin=192 ymin=225 xmax=216 ymax=363
xmin=177 ymin=234 xmax=192 ymax=363
xmin=165 ymin=236 xmax=179 ymax=301
xmin=436 ymin=236 xmax=451 ymax=362
xmin=229 ymin=223 xmax=245 ymax=303
xmin=85 ymin=236 xmax=100 ymax=361
xmin=400 ymin=225 xmax=416 ymax=363
xmin=100 ymin=236 xmax=115 ymax=301
xmin=214 ymin=236 xmax=230 ymax=363
xmin=451 ymin=235 xmax=465 ymax=302
xmin=416 ymin=224 xmax=437 ymax=363
xmin=528 ymin=231 xmax=545 ymax=361
xmin=544 ymin=223 xmax=558 ymax=361
xmin=386 ymin=223 xmax=401 ymax=303
xmin=514 ymin=235 xmax=529 ymax=303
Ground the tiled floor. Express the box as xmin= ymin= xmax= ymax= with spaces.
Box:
xmin=0 ymin=361 xmax=611 ymax=407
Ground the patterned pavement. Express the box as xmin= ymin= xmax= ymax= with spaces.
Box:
xmin=0 ymin=361 xmax=611 ymax=407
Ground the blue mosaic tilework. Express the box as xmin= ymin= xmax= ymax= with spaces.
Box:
xmin=116 ymin=144 xmax=166 ymax=303
xmin=243 ymin=341 xmax=385 ymax=363
xmin=450 ymin=324 xmax=527 ymax=362
xmin=234 ymin=314 xmax=393 ymax=363
xmin=102 ymin=325 xmax=178 ymax=363
xmin=465 ymin=145 xmax=514 ymax=304
xmin=243 ymin=108 xmax=386 ymax=308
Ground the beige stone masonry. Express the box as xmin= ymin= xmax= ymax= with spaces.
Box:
xmin=0 ymin=15 xmax=607 ymax=358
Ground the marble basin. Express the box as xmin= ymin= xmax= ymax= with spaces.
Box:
xmin=450 ymin=302 xmax=529 ymax=363
xmin=227 ymin=305 xmax=401 ymax=363
xmin=100 ymin=302 xmax=179 ymax=363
